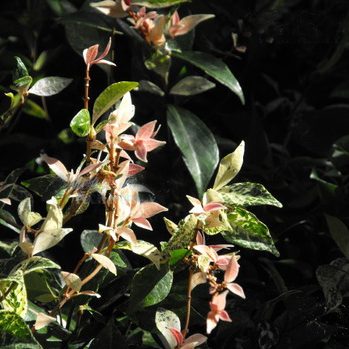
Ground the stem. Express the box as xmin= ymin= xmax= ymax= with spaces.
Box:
xmin=183 ymin=268 xmax=194 ymax=337
xmin=0 ymin=282 xmax=15 ymax=302
xmin=84 ymin=66 xmax=91 ymax=110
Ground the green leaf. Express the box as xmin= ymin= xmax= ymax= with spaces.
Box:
xmin=28 ymin=77 xmax=72 ymax=96
xmin=13 ymin=57 xmax=32 ymax=88
xmin=213 ymin=141 xmax=244 ymax=190
xmin=24 ymin=271 xmax=59 ymax=303
xmin=170 ymin=76 xmax=215 ymax=96
xmin=92 ymin=81 xmax=138 ymax=124
xmin=22 ymin=175 xmax=66 ymax=200
xmin=139 ymin=80 xmax=165 ymax=96
xmin=61 ymin=271 xmax=82 ymax=292
xmin=0 ymin=310 xmax=35 ymax=340
xmin=132 ymin=0 xmax=190 ymax=8
xmin=219 ymin=182 xmax=282 ymax=208
xmin=173 ymin=51 xmax=244 ymax=104
xmin=167 ymin=105 xmax=219 ymax=197
xmin=14 ymin=76 xmax=33 ymax=89
xmin=223 ymin=206 xmax=279 ymax=256
xmin=81 ymin=230 xmax=102 ymax=253
xmin=0 ymin=271 xmax=27 ymax=317
xmin=325 ymin=214 xmax=349 ymax=259
xmin=155 ymin=308 xmax=180 ymax=349
xmin=70 ymin=109 xmax=91 ymax=137
xmin=95 ymin=120 xmax=109 ymax=134
xmin=0 ymin=209 xmax=20 ymax=233
xmin=163 ymin=214 xmax=198 ymax=254
xmin=23 ymin=100 xmax=48 ymax=119
xmin=12 ymin=256 xmax=60 ymax=275
xmin=169 ymin=249 xmax=189 ymax=266
xmin=145 ymin=51 xmax=171 ymax=82
xmin=129 ymin=264 xmax=173 ymax=311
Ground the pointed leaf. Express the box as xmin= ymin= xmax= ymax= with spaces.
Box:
xmin=23 ymin=99 xmax=48 ymax=119
xmin=32 ymin=228 xmax=73 ymax=255
xmin=223 ymin=206 xmax=279 ymax=256
xmin=167 ymin=105 xmax=219 ymax=197
xmin=219 ymin=182 xmax=282 ymax=208
xmin=92 ymin=81 xmax=138 ymax=124
xmin=34 ymin=312 xmax=56 ymax=330
xmin=61 ymin=271 xmax=82 ymax=292
xmin=70 ymin=108 xmax=91 ymax=137
xmin=0 ymin=310 xmax=35 ymax=339
xmin=213 ymin=141 xmax=245 ymax=190
xmin=91 ymin=253 xmax=117 ymax=275
xmin=13 ymin=256 xmax=60 ymax=275
xmin=129 ymin=264 xmax=173 ymax=311
xmin=18 ymin=198 xmax=42 ymax=227
xmin=132 ymin=0 xmax=189 ymax=8
xmin=170 ymin=75 xmax=215 ymax=96
xmin=173 ymin=51 xmax=244 ymax=104
xmin=155 ymin=308 xmax=180 ymax=349
xmin=28 ymin=77 xmax=72 ymax=96
xmin=325 ymin=214 xmax=349 ymax=259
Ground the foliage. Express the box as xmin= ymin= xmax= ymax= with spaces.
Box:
xmin=0 ymin=0 xmax=349 ymax=347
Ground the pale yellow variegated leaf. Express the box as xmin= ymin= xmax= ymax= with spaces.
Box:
xmin=61 ymin=271 xmax=82 ymax=292
xmin=197 ymin=254 xmax=211 ymax=273
xmin=41 ymin=197 xmax=63 ymax=232
xmin=190 ymin=271 xmax=207 ymax=291
xmin=213 ymin=141 xmax=245 ymax=191
xmin=163 ymin=217 xmax=178 ymax=236
xmin=34 ymin=312 xmax=56 ymax=330
xmin=18 ymin=197 xmax=42 ymax=227
xmin=91 ymin=253 xmax=117 ymax=275
xmin=32 ymin=228 xmax=73 ymax=255
xmin=204 ymin=188 xmax=223 ymax=204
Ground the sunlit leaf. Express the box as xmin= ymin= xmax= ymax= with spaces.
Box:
xmin=28 ymin=77 xmax=72 ymax=96
xmin=167 ymin=105 xmax=219 ymax=197
xmin=18 ymin=197 xmax=42 ymax=228
xmin=0 ymin=271 xmax=27 ymax=317
xmin=173 ymin=51 xmax=245 ymax=104
xmin=0 ymin=310 xmax=34 ymax=339
xmin=223 ymin=206 xmax=279 ymax=256
xmin=70 ymin=108 xmax=91 ymax=137
xmin=92 ymin=81 xmax=138 ymax=124
xmin=34 ymin=312 xmax=56 ymax=330
xmin=61 ymin=271 xmax=82 ymax=292
xmin=91 ymin=253 xmax=117 ymax=275
xmin=132 ymin=0 xmax=189 ymax=8
xmin=170 ymin=75 xmax=215 ymax=96
xmin=155 ymin=308 xmax=180 ymax=349
xmin=213 ymin=141 xmax=245 ymax=191
xmin=219 ymin=182 xmax=282 ymax=208
xmin=13 ymin=256 xmax=60 ymax=275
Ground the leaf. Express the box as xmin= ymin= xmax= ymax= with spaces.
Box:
xmin=32 ymin=228 xmax=73 ymax=255
xmin=0 ymin=310 xmax=33 ymax=339
xmin=13 ymin=57 xmax=29 ymax=82
xmin=18 ymin=198 xmax=42 ymax=228
xmin=92 ymin=81 xmax=138 ymax=124
xmin=170 ymin=76 xmax=215 ymax=96
xmin=91 ymin=253 xmax=117 ymax=275
xmin=132 ymin=0 xmax=190 ymax=8
xmin=169 ymin=249 xmax=189 ymax=266
xmin=116 ymin=240 xmax=162 ymax=269
xmin=219 ymin=182 xmax=282 ymax=208
xmin=139 ymin=80 xmax=165 ymax=96
xmin=0 ymin=271 xmax=27 ymax=317
xmin=13 ymin=256 xmax=60 ymax=275
xmin=28 ymin=77 xmax=72 ymax=96
xmin=173 ymin=51 xmax=245 ymax=104
xmin=325 ymin=214 xmax=349 ymax=259
xmin=155 ymin=308 xmax=180 ymax=349
xmin=129 ymin=264 xmax=173 ymax=311
xmin=34 ymin=312 xmax=56 ymax=330
xmin=163 ymin=214 xmax=198 ymax=254
xmin=167 ymin=105 xmax=219 ymax=197
xmin=144 ymin=51 xmax=171 ymax=82
xmin=61 ymin=271 xmax=82 ymax=292
xmin=22 ymin=175 xmax=66 ymax=200
xmin=70 ymin=109 xmax=91 ymax=137
xmin=23 ymin=99 xmax=48 ymax=119
xmin=223 ymin=206 xmax=279 ymax=256
xmin=81 ymin=230 xmax=102 ymax=253
xmin=0 ymin=209 xmax=20 ymax=233
xmin=213 ymin=141 xmax=245 ymax=191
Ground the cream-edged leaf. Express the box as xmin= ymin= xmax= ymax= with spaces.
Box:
xmin=34 ymin=312 xmax=56 ymax=330
xmin=213 ymin=141 xmax=245 ymax=190
xmin=91 ymin=253 xmax=117 ymax=275
xmin=32 ymin=228 xmax=73 ymax=255
xmin=18 ymin=197 xmax=42 ymax=227
xmin=155 ymin=308 xmax=180 ymax=349
xmin=61 ymin=271 xmax=82 ymax=292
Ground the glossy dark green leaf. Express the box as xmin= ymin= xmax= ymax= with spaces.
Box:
xmin=28 ymin=77 xmax=72 ymax=96
xmin=167 ymin=105 xmax=219 ymax=197
xmin=22 ymin=175 xmax=66 ymax=200
xmin=132 ymin=0 xmax=189 ymax=8
xmin=223 ymin=206 xmax=279 ymax=256
xmin=92 ymin=81 xmax=138 ymax=124
xmin=219 ymin=182 xmax=282 ymax=208
xmin=169 ymin=249 xmax=189 ymax=266
xmin=173 ymin=51 xmax=244 ymax=104
xmin=325 ymin=214 xmax=349 ymax=259
xmin=70 ymin=109 xmax=91 ymax=137
xmin=13 ymin=57 xmax=31 ymax=88
xmin=170 ymin=76 xmax=215 ymax=96
xmin=129 ymin=264 xmax=173 ymax=311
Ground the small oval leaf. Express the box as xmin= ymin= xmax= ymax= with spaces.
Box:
xmin=70 ymin=109 xmax=91 ymax=137
xmin=28 ymin=76 xmax=72 ymax=96
xmin=91 ymin=253 xmax=117 ymax=275
xmin=170 ymin=75 xmax=215 ymax=96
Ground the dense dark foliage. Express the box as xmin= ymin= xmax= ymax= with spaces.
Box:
xmin=1 ymin=0 xmax=349 ymax=348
